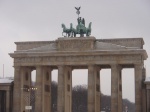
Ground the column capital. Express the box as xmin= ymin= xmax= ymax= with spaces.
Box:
xmin=110 ymin=64 xmax=118 ymax=69
xmin=43 ymin=66 xmax=53 ymax=71
xmin=57 ymin=65 xmax=65 ymax=68
xmin=88 ymin=64 xmax=95 ymax=67
xmin=88 ymin=65 xmax=95 ymax=72
xmin=65 ymin=66 xmax=72 ymax=71
xmin=96 ymin=66 xmax=101 ymax=71
xmin=36 ymin=65 xmax=42 ymax=68
xmin=110 ymin=64 xmax=122 ymax=70
xmin=134 ymin=64 xmax=143 ymax=68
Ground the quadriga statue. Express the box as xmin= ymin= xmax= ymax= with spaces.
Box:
xmin=61 ymin=7 xmax=92 ymax=37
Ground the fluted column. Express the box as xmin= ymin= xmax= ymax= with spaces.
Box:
xmin=43 ymin=67 xmax=52 ymax=112
xmin=135 ymin=64 xmax=143 ymax=112
xmin=142 ymin=67 xmax=146 ymax=112
xmin=111 ymin=64 xmax=122 ymax=112
xmin=35 ymin=66 xmax=43 ymax=112
xmin=95 ymin=67 xmax=100 ymax=112
xmin=21 ymin=67 xmax=32 ymax=112
xmin=64 ymin=66 xmax=72 ymax=112
xmin=88 ymin=65 xmax=95 ymax=112
xmin=13 ymin=66 xmax=21 ymax=112
xmin=57 ymin=66 xmax=65 ymax=112
xmin=88 ymin=65 xmax=100 ymax=112
xmin=118 ymin=67 xmax=122 ymax=112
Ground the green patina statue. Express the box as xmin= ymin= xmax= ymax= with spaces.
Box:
xmin=61 ymin=7 xmax=92 ymax=37
xmin=61 ymin=23 xmax=72 ymax=37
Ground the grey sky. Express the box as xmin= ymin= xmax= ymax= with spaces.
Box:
xmin=0 ymin=0 xmax=150 ymax=102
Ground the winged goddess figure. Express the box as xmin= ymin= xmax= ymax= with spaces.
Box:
xmin=75 ymin=7 xmax=81 ymax=17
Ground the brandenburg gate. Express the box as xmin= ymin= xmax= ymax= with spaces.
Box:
xmin=9 ymin=37 xmax=147 ymax=112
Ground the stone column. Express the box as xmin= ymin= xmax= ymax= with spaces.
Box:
xmin=111 ymin=64 xmax=122 ymax=112
xmin=142 ymin=67 xmax=146 ymax=112
xmin=95 ymin=67 xmax=100 ymax=112
xmin=6 ymin=90 xmax=10 ymax=112
xmin=88 ymin=65 xmax=100 ymax=112
xmin=134 ymin=64 xmax=143 ymax=112
xmin=118 ymin=67 xmax=122 ymax=112
xmin=146 ymin=90 xmax=150 ymax=112
xmin=64 ymin=66 xmax=72 ymax=112
xmin=20 ymin=68 xmax=24 ymax=112
xmin=20 ymin=67 xmax=32 ymax=112
xmin=21 ymin=67 xmax=32 ymax=112
xmin=57 ymin=66 xmax=65 ymax=112
xmin=43 ymin=67 xmax=52 ymax=112
xmin=13 ymin=66 xmax=22 ymax=112
xmin=35 ymin=66 xmax=43 ymax=112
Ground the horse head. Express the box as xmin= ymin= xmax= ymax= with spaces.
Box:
xmin=62 ymin=24 xmax=65 ymax=28
xmin=86 ymin=22 xmax=92 ymax=36
xmin=70 ymin=23 xmax=73 ymax=29
xmin=88 ymin=22 xmax=92 ymax=29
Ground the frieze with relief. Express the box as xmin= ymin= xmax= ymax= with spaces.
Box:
xmin=14 ymin=55 xmax=141 ymax=64
xmin=14 ymin=57 xmax=42 ymax=63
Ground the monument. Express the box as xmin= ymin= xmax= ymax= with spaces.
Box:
xmin=9 ymin=7 xmax=148 ymax=112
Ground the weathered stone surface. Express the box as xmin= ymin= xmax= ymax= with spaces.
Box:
xmin=57 ymin=37 xmax=95 ymax=51
xmin=9 ymin=37 xmax=148 ymax=112
xmin=97 ymin=38 xmax=144 ymax=48
xmin=15 ymin=41 xmax=55 ymax=51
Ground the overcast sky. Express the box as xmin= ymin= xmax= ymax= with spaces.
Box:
xmin=0 ymin=0 xmax=150 ymax=102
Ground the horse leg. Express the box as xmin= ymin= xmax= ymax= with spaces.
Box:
xmin=74 ymin=33 xmax=76 ymax=37
xmin=62 ymin=32 xmax=66 ymax=37
xmin=71 ymin=32 xmax=73 ymax=37
xmin=80 ymin=33 xmax=84 ymax=37
xmin=86 ymin=32 xmax=88 ymax=36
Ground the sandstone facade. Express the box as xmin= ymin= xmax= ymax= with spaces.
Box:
xmin=9 ymin=37 xmax=148 ymax=112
